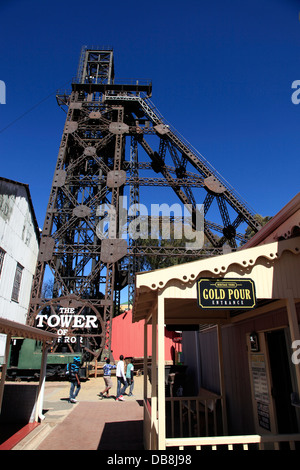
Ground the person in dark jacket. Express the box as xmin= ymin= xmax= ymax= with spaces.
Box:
xmin=68 ymin=356 xmax=81 ymax=403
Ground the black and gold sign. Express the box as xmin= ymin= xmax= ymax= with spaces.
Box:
xmin=197 ymin=278 xmax=256 ymax=309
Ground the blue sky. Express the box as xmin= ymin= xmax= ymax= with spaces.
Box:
xmin=1 ymin=0 xmax=300 ymax=229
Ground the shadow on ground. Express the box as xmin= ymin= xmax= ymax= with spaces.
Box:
xmin=97 ymin=419 xmax=144 ymax=450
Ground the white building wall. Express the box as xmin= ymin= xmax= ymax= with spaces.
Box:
xmin=0 ymin=180 xmax=39 ymax=360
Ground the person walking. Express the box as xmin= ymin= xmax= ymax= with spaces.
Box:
xmin=68 ymin=356 xmax=81 ymax=403
xmin=125 ymin=358 xmax=134 ymax=396
xmin=99 ymin=358 xmax=116 ymax=399
xmin=116 ymin=354 xmax=127 ymax=401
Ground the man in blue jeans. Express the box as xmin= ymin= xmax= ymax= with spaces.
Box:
xmin=116 ymin=354 xmax=127 ymax=401
xmin=68 ymin=356 xmax=81 ymax=403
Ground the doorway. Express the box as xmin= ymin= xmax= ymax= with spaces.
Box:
xmin=266 ymin=329 xmax=298 ymax=433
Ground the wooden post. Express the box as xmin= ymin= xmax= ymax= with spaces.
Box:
xmin=0 ymin=333 xmax=11 ymax=415
xmin=143 ymin=319 xmax=148 ymax=403
xmin=35 ymin=342 xmax=50 ymax=422
xmin=157 ymin=293 xmax=166 ymax=450
xmin=217 ymin=324 xmax=228 ymax=434
xmin=286 ymin=290 xmax=300 ymax=396
xmin=151 ymin=306 xmax=158 ymax=449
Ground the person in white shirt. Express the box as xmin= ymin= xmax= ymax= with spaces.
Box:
xmin=116 ymin=354 xmax=127 ymax=401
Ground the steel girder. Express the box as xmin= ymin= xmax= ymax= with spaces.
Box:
xmin=27 ymin=48 xmax=260 ymax=360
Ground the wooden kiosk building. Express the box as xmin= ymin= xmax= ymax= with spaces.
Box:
xmin=132 ymin=193 xmax=300 ymax=450
xmin=0 ymin=319 xmax=56 ymax=449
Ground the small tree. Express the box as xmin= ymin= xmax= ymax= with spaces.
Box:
xmin=245 ymin=214 xmax=272 ymax=240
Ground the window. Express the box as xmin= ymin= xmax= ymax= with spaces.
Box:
xmin=0 ymin=248 xmax=5 ymax=278
xmin=11 ymin=263 xmax=23 ymax=302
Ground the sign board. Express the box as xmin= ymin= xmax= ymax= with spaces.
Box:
xmin=257 ymin=401 xmax=271 ymax=431
xmin=251 ymin=353 xmax=271 ymax=431
xmin=251 ymin=354 xmax=269 ymax=404
xmin=36 ymin=307 xmax=98 ymax=345
xmin=197 ymin=278 xmax=256 ymax=309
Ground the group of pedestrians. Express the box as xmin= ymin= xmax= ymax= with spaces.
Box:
xmin=67 ymin=354 xmax=134 ymax=403
xmin=100 ymin=354 xmax=134 ymax=401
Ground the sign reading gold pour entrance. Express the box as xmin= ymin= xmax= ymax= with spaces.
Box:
xmin=197 ymin=278 xmax=256 ymax=309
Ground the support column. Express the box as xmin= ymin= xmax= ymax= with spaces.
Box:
xmin=35 ymin=342 xmax=50 ymax=422
xmin=143 ymin=319 xmax=148 ymax=403
xmin=0 ymin=334 xmax=11 ymax=415
xmin=157 ymin=293 xmax=166 ymax=450
xmin=286 ymin=290 xmax=300 ymax=395
xmin=217 ymin=324 xmax=228 ymax=435
xmin=151 ymin=307 xmax=158 ymax=450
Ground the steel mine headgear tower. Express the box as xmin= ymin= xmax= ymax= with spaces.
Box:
xmin=27 ymin=47 xmax=261 ymax=360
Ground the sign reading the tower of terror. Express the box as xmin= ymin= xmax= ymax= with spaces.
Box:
xmin=36 ymin=307 xmax=99 ymax=344
xmin=197 ymin=278 xmax=256 ymax=309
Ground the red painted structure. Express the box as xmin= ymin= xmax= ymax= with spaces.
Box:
xmin=0 ymin=422 xmax=39 ymax=450
xmin=110 ymin=310 xmax=181 ymax=362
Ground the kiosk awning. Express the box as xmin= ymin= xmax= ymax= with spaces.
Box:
xmin=0 ymin=317 xmax=57 ymax=342
xmin=133 ymin=237 xmax=300 ymax=325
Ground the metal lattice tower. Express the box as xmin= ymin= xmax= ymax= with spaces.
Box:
xmin=27 ymin=47 xmax=261 ymax=360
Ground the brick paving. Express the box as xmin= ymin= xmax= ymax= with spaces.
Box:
xmin=37 ymin=400 xmax=144 ymax=450
xmin=14 ymin=375 xmax=146 ymax=450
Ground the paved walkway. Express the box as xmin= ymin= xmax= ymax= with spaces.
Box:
xmin=13 ymin=375 xmax=145 ymax=450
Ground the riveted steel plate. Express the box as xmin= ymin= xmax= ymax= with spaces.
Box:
xmin=109 ymin=122 xmax=129 ymax=134
xmin=65 ymin=121 xmax=78 ymax=133
xmin=53 ymin=170 xmax=66 ymax=187
xmin=107 ymin=170 xmax=126 ymax=188
xmin=69 ymin=102 xmax=82 ymax=109
xmin=154 ymin=124 xmax=170 ymax=135
xmin=204 ymin=176 xmax=226 ymax=194
xmin=39 ymin=237 xmax=55 ymax=262
xmin=73 ymin=204 xmax=91 ymax=218
xmin=84 ymin=146 xmax=97 ymax=156
xmin=100 ymin=238 xmax=128 ymax=263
